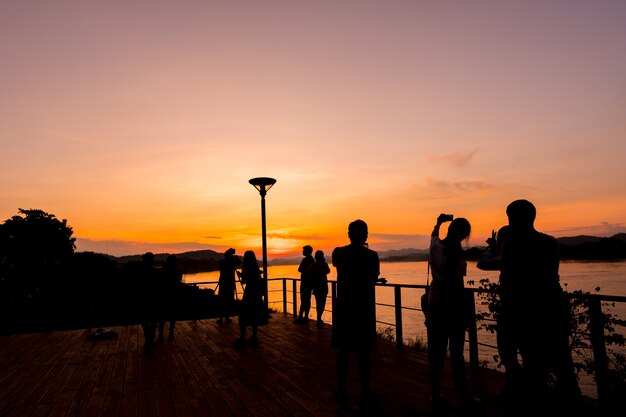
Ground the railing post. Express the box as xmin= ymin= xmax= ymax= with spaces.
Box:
xmin=394 ymin=285 xmax=403 ymax=349
xmin=282 ymin=278 xmax=287 ymax=314
xmin=466 ymin=289 xmax=479 ymax=370
xmin=292 ymin=279 xmax=298 ymax=317
xmin=331 ymin=281 xmax=337 ymax=326
xmin=589 ymin=295 xmax=609 ymax=406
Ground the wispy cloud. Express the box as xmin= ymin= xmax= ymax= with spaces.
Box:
xmin=266 ymin=232 xmax=325 ymax=241
xmin=411 ymin=178 xmax=495 ymax=200
xmin=427 ymin=149 xmax=479 ymax=168
xmin=548 ymin=222 xmax=626 ymax=237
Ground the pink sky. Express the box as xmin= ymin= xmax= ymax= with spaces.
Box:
xmin=1 ymin=1 xmax=625 ymax=257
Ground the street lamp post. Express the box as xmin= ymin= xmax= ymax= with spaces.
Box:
xmin=249 ymin=177 xmax=276 ymax=312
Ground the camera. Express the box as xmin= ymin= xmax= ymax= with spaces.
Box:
xmin=441 ymin=214 xmax=454 ymax=222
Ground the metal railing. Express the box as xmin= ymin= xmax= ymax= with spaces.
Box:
xmin=254 ymin=277 xmax=625 ymax=405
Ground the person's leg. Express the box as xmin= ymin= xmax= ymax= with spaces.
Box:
xmin=357 ymin=347 xmax=373 ymax=397
xmin=239 ymin=323 xmax=246 ymax=340
xmin=295 ymin=282 xmax=305 ymax=321
xmin=518 ymin=330 xmax=550 ymax=409
xmin=157 ymin=320 xmax=165 ymax=342
xmin=497 ymin=315 xmax=522 ymax=396
xmin=302 ymin=286 xmax=311 ymax=320
xmin=449 ymin=322 xmax=468 ymax=397
xmin=316 ymin=291 xmax=327 ymax=323
xmin=427 ymin=321 xmax=448 ymax=399
xmin=248 ymin=324 xmax=258 ymax=346
xmin=551 ymin=330 xmax=581 ymax=405
xmin=169 ymin=320 xmax=175 ymax=340
xmin=336 ymin=349 xmax=350 ymax=399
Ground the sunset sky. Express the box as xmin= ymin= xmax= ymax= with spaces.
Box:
xmin=1 ymin=1 xmax=625 ymax=258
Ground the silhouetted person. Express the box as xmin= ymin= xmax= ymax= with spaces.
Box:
xmin=500 ymin=199 xmax=581 ymax=410
xmin=139 ymin=252 xmax=159 ymax=350
xmin=477 ymin=225 xmax=523 ymax=403
xmin=332 ymin=220 xmax=382 ymax=408
xmin=294 ymin=245 xmax=315 ymax=323
xmin=217 ymin=248 xmax=241 ymax=325
xmin=307 ymin=250 xmax=330 ymax=327
xmin=234 ymin=250 xmax=263 ymax=348
xmin=158 ymin=254 xmax=182 ymax=341
xmin=427 ymin=214 xmax=479 ymax=414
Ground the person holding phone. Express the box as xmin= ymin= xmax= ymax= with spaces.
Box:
xmin=427 ymin=213 xmax=479 ymax=414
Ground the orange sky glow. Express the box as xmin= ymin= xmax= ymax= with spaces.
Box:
xmin=1 ymin=1 xmax=625 ymax=258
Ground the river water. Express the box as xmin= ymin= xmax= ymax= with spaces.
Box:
xmin=185 ymin=260 xmax=626 ymax=398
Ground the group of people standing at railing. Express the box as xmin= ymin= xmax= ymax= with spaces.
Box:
xmin=303 ymin=200 xmax=581 ymax=415
xmin=425 ymin=199 xmax=581 ymax=415
xmin=215 ymin=248 xmax=267 ymax=348
xmin=137 ymin=252 xmax=183 ymax=350
xmin=293 ymin=245 xmax=331 ymax=327
xmin=155 ymin=198 xmax=581 ymax=414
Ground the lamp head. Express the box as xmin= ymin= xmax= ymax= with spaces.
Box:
xmin=249 ymin=177 xmax=277 ymax=196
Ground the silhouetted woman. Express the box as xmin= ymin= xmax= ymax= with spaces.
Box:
xmin=308 ymin=250 xmax=330 ymax=327
xmin=427 ymin=214 xmax=478 ymax=413
xmin=234 ymin=250 xmax=263 ymax=347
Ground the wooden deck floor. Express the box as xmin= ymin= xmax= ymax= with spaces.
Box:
xmin=0 ymin=313 xmax=604 ymax=417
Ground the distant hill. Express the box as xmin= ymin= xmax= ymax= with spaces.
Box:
xmin=556 ymin=235 xmax=604 ymax=246
xmin=77 ymin=232 xmax=626 ymax=272
xmin=378 ymin=248 xmax=429 ymax=262
xmin=109 ymin=249 xmax=221 ymax=263
xmin=375 ymin=234 xmax=626 ymax=262
xmin=82 ymin=249 xmax=223 ymax=274
xmin=558 ymin=234 xmax=626 ymax=260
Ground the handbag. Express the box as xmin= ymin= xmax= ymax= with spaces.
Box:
xmin=420 ymin=260 xmax=431 ymax=317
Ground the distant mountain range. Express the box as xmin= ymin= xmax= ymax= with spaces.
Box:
xmin=113 ymin=249 xmax=222 ymax=264
xmin=90 ymin=233 xmax=626 ymax=270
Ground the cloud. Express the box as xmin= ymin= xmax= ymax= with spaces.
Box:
xmin=411 ymin=178 xmax=495 ymax=200
xmin=266 ymin=232 xmax=325 ymax=241
xmin=427 ymin=149 xmax=479 ymax=168
xmin=548 ymin=222 xmax=626 ymax=237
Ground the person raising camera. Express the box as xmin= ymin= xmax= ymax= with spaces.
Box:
xmin=427 ymin=214 xmax=480 ymax=414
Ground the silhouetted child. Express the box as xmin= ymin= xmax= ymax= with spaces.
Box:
xmin=217 ymin=248 xmax=241 ymax=325
xmin=294 ymin=245 xmax=315 ymax=323
xmin=158 ymin=254 xmax=182 ymax=341
xmin=234 ymin=250 xmax=263 ymax=348
xmin=307 ymin=250 xmax=330 ymax=327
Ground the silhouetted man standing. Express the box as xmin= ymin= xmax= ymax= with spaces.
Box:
xmin=500 ymin=200 xmax=580 ymax=410
xmin=294 ymin=245 xmax=315 ymax=323
xmin=331 ymin=219 xmax=382 ymax=408
xmin=139 ymin=252 xmax=159 ymax=350
xmin=217 ymin=248 xmax=240 ymax=325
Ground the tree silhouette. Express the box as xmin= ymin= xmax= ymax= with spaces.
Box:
xmin=0 ymin=208 xmax=76 ymax=331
